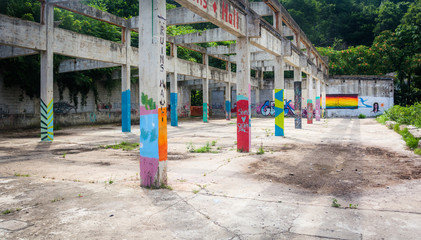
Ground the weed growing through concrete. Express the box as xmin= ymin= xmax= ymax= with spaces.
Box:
xmin=102 ymin=142 xmax=139 ymax=151
xmin=2 ymin=208 xmax=21 ymax=215
xmin=14 ymin=173 xmax=30 ymax=177
xmin=192 ymin=189 xmax=200 ymax=194
xmin=331 ymin=198 xmax=341 ymax=208
xmin=358 ymin=114 xmax=366 ymax=119
xmin=194 ymin=142 xmax=211 ymax=153
xmin=160 ymin=183 xmax=173 ymax=190
xmin=51 ymin=197 xmax=64 ymax=203
xmin=349 ymin=203 xmax=358 ymax=209
xmin=211 ymin=140 xmax=217 ymax=146
xmin=62 ymin=152 xmax=67 ymax=158
xmin=186 ymin=142 xmax=195 ymax=152
xmin=257 ymin=143 xmax=265 ymax=155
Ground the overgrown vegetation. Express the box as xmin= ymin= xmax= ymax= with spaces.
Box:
xmin=101 ymin=142 xmax=139 ymax=151
xmin=378 ymin=103 xmax=421 ymax=127
xmin=358 ymin=114 xmax=366 ymax=119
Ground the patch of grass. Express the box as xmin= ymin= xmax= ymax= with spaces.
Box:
xmin=400 ymin=128 xmax=420 ymax=150
xmin=101 ymin=142 xmax=139 ymax=151
xmin=257 ymin=143 xmax=265 ymax=155
xmin=393 ymin=123 xmax=400 ymax=133
xmin=51 ymin=197 xmax=64 ymax=203
xmin=349 ymin=203 xmax=358 ymax=209
xmin=358 ymin=114 xmax=366 ymax=119
xmin=415 ymin=148 xmax=421 ymax=155
xmin=106 ymin=177 xmax=114 ymax=185
xmin=376 ymin=114 xmax=387 ymax=124
xmin=2 ymin=208 xmax=21 ymax=215
xmin=186 ymin=141 xmax=195 ymax=152
xmin=211 ymin=140 xmax=217 ymax=146
xmin=160 ymin=183 xmax=173 ymax=190
xmin=331 ymin=198 xmax=341 ymax=208
xmin=14 ymin=173 xmax=30 ymax=177
xmin=192 ymin=189 xmax=200 ymax=194
xmin=194 ymin=142 xmax=211 ymax=153
xmin=62 ymin=152 xmax=67 ymax=158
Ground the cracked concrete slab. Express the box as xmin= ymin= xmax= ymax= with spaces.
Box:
xmin=0 ymin=118 xmax=420 ymax=239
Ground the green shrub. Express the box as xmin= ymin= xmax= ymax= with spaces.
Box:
xmin=415 ymin=148 xmax=421 ymax=155
xmin=393 ymin=124 xmax=400 ymax=133
xmin=358 ymin=114 xmax=366 ymax=119
xmin=376 ymin=114 xmax=387 ymax=124
xmin=382 ymin=103 xmax=421 ymax=128
xmin=399 ymin=128 xmax=420 ymax=150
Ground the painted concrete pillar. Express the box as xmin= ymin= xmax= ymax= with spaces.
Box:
xmin=322 ymin=81 xmax=327 ymax=118
xmin=307 ymin=74 xmax=313 ymax=124
xmin=170 ymin=44 xmax=178 ymax=126
xmin=225 ymin=62 xmax=232 ymax=120
xmin=315 ymin=78 xmax=321 ymax=121
xmin=138 ymin=0 xmax=167 ymax=188
xmin=203 ymin=54 xmax=209 ymax=123
xmin=294 ymin=67 xmax=302 ymax=129
xmin=236 ymin=37 xmax=251 ymax=152
xmin=40 ymin=2 xmax=54 ymax=141
xmin=121 ymin=28 xmax=131 ymax=132
xmin=274 ymin=56 xmax=285 ymax=136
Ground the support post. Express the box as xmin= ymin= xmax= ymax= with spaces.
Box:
xmin=294 ymin=67 xmax=302 ymax=129
xmin=322 ymin=80 xmax=327 ymax=118
xmin=40 ymin=2 xmax=54 ymax=141
xmin=121 ymin=27 xmax=131 ymax=132
xmin=274 ymin=56 xmax=284 ymax=136
xmin=307 ymin=74 xmax=313 ymax=124
xmin=225 ymin=62 xmax=231 ymax=120
xmin=138 ymin=0 xmax=167 ymax=187
xmin=236 ymin=37 xmax=251 ymax=152
xmin=315 ymin=78 xmax=321 ymax=121
xmin=170 ymin=44 xmax=178 ymax=126
xmin=203 ymin=54 xmax=209 ymax=123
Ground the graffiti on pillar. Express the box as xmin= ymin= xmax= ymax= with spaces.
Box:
xmin=275 ymin=89 xmax=284 ymax=136
xmin=41 ymin=99 xmax=54 ymax=141
xmin=307 ymin=100 xmax=313 ymax=124
xmin=203 ymin=103 xmax=208 ymax=122
xmin=326 ymin=94 xmax=358 ymax=109
xmin=158 ymin=17 xmax=167 ymax=163
xmin=315 ymin=97 xmax=321 ymax=121
xmin=122 ymin=89 xmax=131 ymax=132
xmin=294 ymin=82 xmax=302 ymax=129
xmin=139 ymin=105 xmax=159 ymax=186
xmin=284 ymin=100 xmax=295 ymax=117
xmin=237 ymin=95 xmax=250 ymax=152
xmin=141 ymin=93 xmax=156 ymax=110
xmin=178 ymin=104 xmax=190 ymax=118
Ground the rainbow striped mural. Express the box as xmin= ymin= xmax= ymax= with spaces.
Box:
xmin=326 ymin=94 xmax=358 ymax=109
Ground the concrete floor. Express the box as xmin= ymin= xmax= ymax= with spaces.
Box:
xmin=0 ymin=118 xmax=420 ymax=240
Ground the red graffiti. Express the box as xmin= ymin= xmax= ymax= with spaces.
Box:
xmin=237 ymin=99 xmax=250 ymax=152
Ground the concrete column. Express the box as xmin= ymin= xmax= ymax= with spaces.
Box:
xmin=315 ymin=78 xmax=321 ymax=121
xmin=307 ymin=74 xmax=313 ymax=124
xmin=170 ymin=44 xmax=178 ymax=126
xmin=138 ymin=0 xmax=167 ymax=188
xmin=294 ymin=67 xmax=302 ymax=129
xmin=274 ymin=56 xmax=285 ymax=136
xmin=322 ymin=80 xmax=327 ymax=118
xmin=236 ymin=37 xmax=251 ymax=152
xmin=40 ymin=2 xmax=54 ymax=141
xmin=203 ymin=54 xmax=209 ymax=123
xmin=225 ymin=62 xmax=232 ymax=120
xmin=121 ymin=28 xmax=131 ymax=132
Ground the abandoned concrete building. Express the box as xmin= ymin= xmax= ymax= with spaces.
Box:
xmin=0 ymin=0 xmax=394 ymax=187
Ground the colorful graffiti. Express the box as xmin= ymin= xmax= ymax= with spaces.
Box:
xmin=315 ymin=97 xmax=321 ymax=121
xmin=40 ymin=99 xmax=54 ymax=141
xmin=284 ymin=100 xmax=295 ymax=117
xmin=170 ymin=93 xmax=178 ymax=126
xmin=294 ymin=82 xmax=302 ymax=129
xmin=225 ymin=100 xmax=231 ymax=120
xmin=326 ymin=94 xmax=358 ymax=109
xmin=260 ymin=100 xmax=275 ymax=116
xmin=275 ymin=89 xmax=284 ymax=136
xmin=122 ymin=89 xmax=131 ymax=132
xmin=237 ymin=95 xmax=250 ymax=152
xmin=307 ymin=99 xmax=313 ymax=124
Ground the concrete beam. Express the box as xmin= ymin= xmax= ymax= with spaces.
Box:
xmin=52 ymin=1 xmax=128 ymax=27
xmin=206 ymin=44 xmax=263 ymax=55
xmin=58 ymin=59 xmax=118 ymax=73
xmin=174 ymin=28 xmax=235 ymax=44
xmin=0 ymin=45 xmax=38 ymax=59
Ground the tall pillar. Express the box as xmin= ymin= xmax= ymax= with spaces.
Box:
xmin=40 ymin=2 xmax=54 ymax=141
xmin=170 ymin=44 xmax=178 ymax=126
xmin=236 ymin=37 xmax=251 ymax=152
xmin=225 ymin=82 xmax=231 ymax=120
xmin=121 ymin=28 xmax=131 ymax=132
xmin=294 ymin=67 xmax=302 ymax=129
xmin=274 ymin=56 xmax=285 ymax=136
xmin=138 ymin=0 xmax=167 ymax=187
xmin=307 ymin=74 xmax=313 ymax=124
xmin=322 ymin=81 xmax=327 ymax=118
xmin=203 ymin=54 xmax=209 ymax=123
xmin=315 ymin=78 xmax=321 ymax=121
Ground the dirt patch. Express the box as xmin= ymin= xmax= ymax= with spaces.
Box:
xmin=249 ymin=143 xmax=421 ymax=196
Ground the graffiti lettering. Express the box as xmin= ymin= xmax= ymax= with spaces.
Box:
xmin=260 ymin=100 xmax=275 ymax=116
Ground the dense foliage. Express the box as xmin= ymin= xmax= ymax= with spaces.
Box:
xmin=378 ymin=102 xmax=421 ymax=127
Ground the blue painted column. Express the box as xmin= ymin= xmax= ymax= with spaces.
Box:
xmin=170 ymin=44 xmax=178 ymax=126
xmin=40 ymin=2 xmax=54 ymax=141
xmin=121 ymin=27 xmax=131 ymax=132
xmin=225 ymin=62 xmax=232 ymax=120
xmin=274 ymin=56 xmax=284 ymax=136
xmin=203 ymin=53 xmax=209 ymax=123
